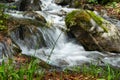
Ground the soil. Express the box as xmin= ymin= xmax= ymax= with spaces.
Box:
xmin=43 ymin=71 xmax=97 ymax=80
xmin=94 ymin=2 xmax=120 ymax=19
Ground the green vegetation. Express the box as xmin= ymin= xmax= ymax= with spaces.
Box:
xmin=65 ymin=63 xmax=120 ymax=80
xmin=65 ymin=10 xmax=109 ymax=32
xmin=0 ymin=58 xmax=45 ymax=80
xmin=0 ymin=1 xmax=120 ymax=80
xmin=87 ymin=0 xmax=98 ymax=4
xmin=65 ymin=10 xmax=78 ymax=28
xmin=0 ymin=3 xmax=16 ymax=31
xmin=0 ymin=55 xmax=120 ymax=80
xmin=65 ymin=10 xmax=91 ymax=30
xmin=86 ymin=10 xmax=108 ymax=32
xmin=0 ymin=4 xmax=9 ymax=31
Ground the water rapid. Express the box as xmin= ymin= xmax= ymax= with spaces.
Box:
xmin=9 ymin=0 xmax=120 ymax=68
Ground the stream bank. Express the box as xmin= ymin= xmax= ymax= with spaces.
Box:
xmin=0 ymin=0 xmax=120 ymax=79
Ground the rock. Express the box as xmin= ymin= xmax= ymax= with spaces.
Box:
xmin=0 ymin=33 xmax=21 ymax=59
xmin=18 ymin=0 xmax=41 ymax=11
xmin=69 ymin=0 xmax=94 ymax=11
xmin=8 ymin=11 xmax=47 ymax=27
xmin=23 ymin=11 xmax=46 ymax=23
xmin=69 ymin=0 xmax=88 ymax=8
xmin=10 ymin=24 xmax=46 ymax=49
xmin=6 ymin=12 xmax=47 ymax=49
xmin=65 ymin=10 xmax=120 ymax=53
xmin=54 ymin=0 xmax=72 ymax=6
xmin=0 ymin=0 xmax=15 ymax=3
xmin=83 ymin=4 xmax=94 ymax=11
xmin=0 ymin=11 xmax=47 ymax=59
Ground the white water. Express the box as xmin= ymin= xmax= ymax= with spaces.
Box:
xmin=9 ymin=0 xmax=120 ymax=68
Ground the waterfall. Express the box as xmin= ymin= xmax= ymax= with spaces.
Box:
xmin=7 ymin=0 xmax=120 ymax=68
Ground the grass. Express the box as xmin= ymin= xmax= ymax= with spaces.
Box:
xmin=0 ymin=56 xmax=120 ymax=80
xmin=64 ymin=63 xmax=120 ymax=80
xmin=0 ymin=56 xmax=45 ymax=80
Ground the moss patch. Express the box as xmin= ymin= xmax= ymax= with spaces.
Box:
xmin=86 ymin=10 xmax=108 ymax=32
xmin=65 ymin=10 xmax=92 ymax=31
xmin=65 ymin=10 xmax=109 ymax=32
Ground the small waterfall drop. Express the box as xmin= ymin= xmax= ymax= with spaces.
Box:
xmin=8 ymin=0 xmax=120 ymax=68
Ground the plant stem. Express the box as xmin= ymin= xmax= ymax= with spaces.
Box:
xmin=47 ymin=31 xmax=63 ymax=63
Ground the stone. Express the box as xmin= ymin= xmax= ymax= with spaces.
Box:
xmin=19 ymin=0 xmax=41 ymax=11
xmin=0 ymin=0 xmax=15 ymax=3
xmin=0 ymin=34 xmax=21 ymax=58
xmin=23 ymin=11 xmax=46 ymax=23
xmin=54 ymin=0 xmax=72 ymax=6
xmin=6 ymin=12 xmax=47 ymax=50
xmin=65 ymin=10 xmax=120 ymax=53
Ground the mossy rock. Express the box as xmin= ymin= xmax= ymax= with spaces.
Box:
xmin=65 ymin=10 xmax=120 ymax=53
xmin=65 ymin=10 xmax=108 ymax=33
xmin=65 ymin=10 xmax=91 ymax=28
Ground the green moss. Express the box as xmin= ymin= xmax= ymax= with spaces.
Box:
xmin=0 ymin=25 xmax=7 ymax=31
xmin=74 ymin=1 xmax=82 ymax=8
xmin=65 ymin=10 xmax=78 ymax=28
xmin=77 ymin=10 xmax=91 ymax=22
xmin=86 ymin=10 xmax=108 ymax=32
xmin=65 ymin=10 xmax=91 ymax=29
xmin=65 ymin=10 xmax=109 ymax=33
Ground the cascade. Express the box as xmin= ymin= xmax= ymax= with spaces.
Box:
xmin=6 ymin=0 xmax=120 ymax=68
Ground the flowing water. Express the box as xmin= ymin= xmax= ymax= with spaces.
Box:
xmin=8 ymin=0 xmax=120 ymax=68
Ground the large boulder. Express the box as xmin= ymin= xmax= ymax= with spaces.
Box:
xmin=65 ymin=10 xmax=120 ymax=53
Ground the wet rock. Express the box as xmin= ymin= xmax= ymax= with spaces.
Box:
xmin=69 ymin=0 xmax=88 ymax=8
xmin=6 ymin=12 xmax=47 ymax=49
xmin=69 ymin=0 xmax=94 ymax=11
xmin=65 ymin=10 xmax=120 ymax=53
xmin=14 ymin=0 xmax=42 ymax=11
xmin=0 ymin=0 xmax=15 ymax=3
xmin=0 ymin=34 xmax=21 ymax=59
xmin=23 ymin=11 xmax=46 ymax=23
xmin=10 ymin=24 xmax=46 ymax=49
xmin=7 ymin=11 xmax=47 ymax=27
xmin=20 ymin=0 xmax=41 ymax=11
xmin=83 ymin=4 xmax=94 ymax=11
xmin=54 ymin=0 xmax=72 ymax=6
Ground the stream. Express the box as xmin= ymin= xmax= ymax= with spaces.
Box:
xmin=7 ymin=0 xmax=120 ymax=68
